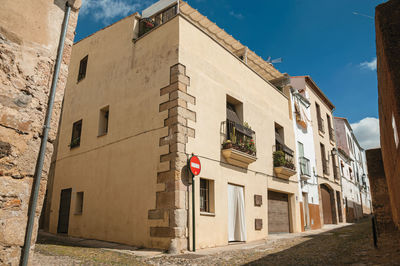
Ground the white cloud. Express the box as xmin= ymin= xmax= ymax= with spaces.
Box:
xmin=359 ymin=57 xmax=377 ymax=71
xmin=351 ymin=117 xmax=380 ymax=150
xmin=229 ymin=11 xmax=244 ymax=20
xmin=81 ymin=0 xmax=154 ymax=25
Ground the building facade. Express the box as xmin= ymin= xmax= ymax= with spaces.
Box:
xmin=370 ymin=0 xmax=400 ymax=231
xmin=47 ymin=0 xmax=303 ymax=253
xmin=290 ymin=76 xmax=344 ymax=226
xmin=0 ymin=0 xmax=80 ymax=264
xmin=334 ymin=117 xmax=372 ymax=222
xmin=288 ymin=81 xmax=321 ymax=231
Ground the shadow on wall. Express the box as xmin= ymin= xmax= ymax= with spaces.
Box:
xmin=244 ymin=220 xmax=390 ymax=265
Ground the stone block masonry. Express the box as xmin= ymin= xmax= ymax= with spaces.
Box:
xmin=0 ymin=1 xmax=80 ymax=264
xmin=148 ymin=63 xmax=196 ymax=253
xmin=375 ymin=0 xmax=400 ymax=230
xmin=366 ymin=149 xmax=395 ymax=232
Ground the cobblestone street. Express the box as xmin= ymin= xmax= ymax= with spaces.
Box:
xmin=33 ymin=219 xmax=400 ymax=265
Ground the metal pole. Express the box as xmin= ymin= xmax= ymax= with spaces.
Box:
xmin=192 ymin=172 xmax=196 ymax=252
xmin=372 ymin=214 xmax=378 ymax=248
xmin=21 ymin=3 xmax=71 ymax=265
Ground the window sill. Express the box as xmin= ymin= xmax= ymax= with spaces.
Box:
xmin=97 ymin=133 xmax=108 ymax=138
xmin=74 ymin=212 xmax=82 ymax=215
xmin=318 ymin=130 xmax=325 ymax=138
xmin=69 ymin=145 xmax=80 ymax=149
xmin=200 ymin=212 xmax=215 ymax=217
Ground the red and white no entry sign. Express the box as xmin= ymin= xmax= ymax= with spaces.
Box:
xmin=189 ymin=155 xmax=201 ymax=176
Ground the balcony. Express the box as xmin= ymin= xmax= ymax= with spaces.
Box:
xmin=323 ymin=159 xmax=330 ymax=176
xmin=329 ymin=127 xmax=335 ymax=142
xmin=318 ymin=117 xmax=325 ymax=134
xmin=273 ymin=145 xmax=296 ymax=179
xmin=299 ymin=156 xmax=311 ymax=180
xmin=138 ymin=4 xmax=178 ymax=38
xmin=221 ymin=120 xmax=257 ymax=168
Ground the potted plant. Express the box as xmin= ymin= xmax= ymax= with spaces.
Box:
xmin=222 ymin=140 xmax=233 ymax=149
xmin=273 ymin=151 xmax=286 ymax=167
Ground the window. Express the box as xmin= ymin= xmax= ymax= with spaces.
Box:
xmin=316 ymin=103 xmax=324 ymax=133
xmin=320 ymin=143 xmax=328 ymax=175
xmin=327 ymin=114 xmax=334 ymax=141
xmin=393 ymin=113 xmax=399 ymax=148
xmin=331 ymin=149 xmax=338 ymax=179
xmin=75 ymin=192 xmax=84 ymax=214
xmin=347 ymin=135 xmax=353 ymax=154
xmin=77 ymin=55 xmax=88 ymax=82
xmin=98 ymin=106 xmax=109 ymax=136
xmin=70 ymin=120 xmax=82 ymax=148
xmin=340 ymin=161 xmax=344 ymax=175
xmin=200 ymin=178 xmax=214 ymax=213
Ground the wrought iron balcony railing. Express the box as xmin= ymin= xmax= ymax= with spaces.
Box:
xmin=329 ymin=127 xmax=335 ymax=142
xmin=274 ymin=143 xmax=295 ymax=170
xmin=323 ymin=159 xmax=330 ymax=175
xmin=318 ymin=117 xmax=325 ymax=133
xmin=299 ymin=156 xmax=311 ymax=177
xmin=138 ymin=4 xmax=178 ymax=37
xmin=222 ymin=119 xmax=256 ymax=157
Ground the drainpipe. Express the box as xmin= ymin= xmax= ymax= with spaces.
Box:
xmin=21 ymin=2 xmax=71 ymax=265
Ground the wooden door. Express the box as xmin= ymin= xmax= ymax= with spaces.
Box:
xmin=57 ymin=188 xmax=72 ymax=234
xmin=321 ymin=186 xmax=333 ymax=224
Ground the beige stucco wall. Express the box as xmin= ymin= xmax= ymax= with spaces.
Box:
xmin=49 ymin=15 xmax=179 ymax=248
xmin=306 ymin=83 xmax=340 ymax=191
xmin=179 ymin=17 xmax=301 ymax=249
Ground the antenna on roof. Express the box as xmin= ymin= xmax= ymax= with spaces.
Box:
xmin=266 ymin=57 xmax=283 ymax=64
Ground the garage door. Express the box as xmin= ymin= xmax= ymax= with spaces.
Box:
xmin=268 ymin=191 xmax=290 ymax=233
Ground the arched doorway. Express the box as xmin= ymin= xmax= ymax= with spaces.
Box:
xmin=320 ymin=184 xmax=335 ymax=224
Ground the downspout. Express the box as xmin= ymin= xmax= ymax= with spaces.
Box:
xmin=21 ymin=2 xmax=71 ymax=265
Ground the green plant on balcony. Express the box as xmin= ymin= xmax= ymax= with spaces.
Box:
xmin=70 ymin=137 xmax=80 ymax=148
xmin=273 ymin=151 xmax=295 ymax=170
xmin=223 ymin=125 xmax=256 ymax=156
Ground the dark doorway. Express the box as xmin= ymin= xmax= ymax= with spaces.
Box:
xmin=57 ymin=188 xmax=72 ymax=234
xmin=336 ymin=191 xmax=343 ymax=223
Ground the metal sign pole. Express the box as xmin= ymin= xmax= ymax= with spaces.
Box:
xmin=192 ymin=171 xmax=195 ymax=252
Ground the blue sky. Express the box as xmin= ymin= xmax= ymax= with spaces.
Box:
xmin=75 ymin=0 xmax=384 ymax=148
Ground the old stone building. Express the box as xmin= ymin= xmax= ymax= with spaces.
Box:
xmin=0 ymin=0 xmax=80 ymax=264
xmin=366 ymin=0 xmax=400 ymax=232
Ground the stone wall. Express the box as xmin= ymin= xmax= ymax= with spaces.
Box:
xmin=0 ymin=1 xmax=80 ymax=264
xmin=148 ymin=63 xmax=196 ymax=253
xmin=366 ymin=149 xmax=395 ymax=232
xmin=375 ymin=0 xmax=400 ymax=230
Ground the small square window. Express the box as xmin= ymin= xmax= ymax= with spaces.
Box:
xmin=77 ymin=55 xmax=88 ymax=82
xmin=75 ymin=191 xmax=84 ymax=215
xmin=70 ymin=120 xmax=82 ymax=148
xmin=200 ymin=178 xmax=215 ymax=214
xmin=98 ymin=106 xmax=109 ymax=136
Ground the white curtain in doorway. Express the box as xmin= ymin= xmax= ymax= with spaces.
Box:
xmin=228 ymin=184 xmax=246 ymax=242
